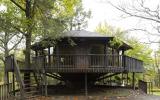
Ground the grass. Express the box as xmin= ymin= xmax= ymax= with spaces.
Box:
xmin=153 ymin=91 xmax=160 ymax=96
xmin=151 ymin=87 xmax=160 ymax=96
xmin=0 ymin=82 xmax=4 ymax=85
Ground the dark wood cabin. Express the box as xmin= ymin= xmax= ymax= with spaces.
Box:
xmin=31 ymin=30 xmax=144 ymax=85
xmin=4 ymin=30 xmax=144 ymax=98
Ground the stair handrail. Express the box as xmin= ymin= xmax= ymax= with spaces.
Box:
xmin=12 ymin=55 xmax=25 ymax=99
xmin=32 ymin=56 xmax=47 ymax=95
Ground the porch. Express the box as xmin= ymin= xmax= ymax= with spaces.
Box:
xmin=12 ymin=54 xmax=144 ymax=73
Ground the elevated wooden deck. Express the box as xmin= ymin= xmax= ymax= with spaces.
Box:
xmin=7 ymin=67 xmax=125 ymax=73
xmin=6 ymin=54 xmax=143 ymax=73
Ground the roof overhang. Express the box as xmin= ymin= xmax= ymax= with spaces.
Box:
xmin=31 ymin=30 xmax=132 ymax=51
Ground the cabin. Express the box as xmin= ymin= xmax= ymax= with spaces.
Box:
xmin=4 ymin=30 xmax=144 ymax=99
xmin=31 ymin=30 xmax=143 ymax=85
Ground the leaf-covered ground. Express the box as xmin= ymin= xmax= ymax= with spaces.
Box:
xmin=33 ymin=88 xmax=160 ymax=100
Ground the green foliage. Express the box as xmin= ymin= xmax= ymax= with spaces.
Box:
xmin=67 ymin=0 xmax=91 ymax=30
xmin=95 ymin=22 xmax=126 ymax=49
xmin=0 ymin=1 xmax=23 ymax=62
xmin=0 ymin=0 xmax=82 ymax=41
xmin=95 ymin=22 xmax=113 ymax=35
xmin=95 ymin=22 xmax=126 ymax=38
xmin=95 ymin=22 xmax=153 ymax=67
xmin=0 ymin=0 xmax=84 ymax=67
xmin=109 ymin=38 xmax=123 ymax=49
xmin=125 ymin=38 xmax=153 ymax=67
xmin=114 ymin=76 xmax=121 ymax=81
xmin=95 ymin=22 xmax=154 ymax=83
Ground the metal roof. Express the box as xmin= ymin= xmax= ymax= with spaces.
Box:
xmin=63 ymin=30 xmax=112 ymax=38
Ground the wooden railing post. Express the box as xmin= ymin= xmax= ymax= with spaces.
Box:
xmin=138 ymin=80 xmax=151 ymax=94
xmin=12 ymin=55 xmax=25 ymax=99
xmin=0 ymin=85 xmax=1 ymax=100
xmin=43 ymin=56 xmax=48 ymax=96
xmin=0 ymin=83 xmax=13 ymax=100
xmin=34 ymin=54 xmax=143 ymax=73
xmin=122 ymin=55 xmax=126 ymax=70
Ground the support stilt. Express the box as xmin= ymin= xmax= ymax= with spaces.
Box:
xmin=85 ymin=73 xmax=88 ymax=96
xmin=4 ymin=71 xmax=9 ymax=84
xmin=44 ymin=73 xmax=48 ymax=96
xmin=12 ymin=72 xmax=15 ymax=96
xmin=126 ymin=73 xmax=128 ymax=86
xmin=42 ymin=69 xmax=48 ymax=96
xmin=4 ymin=70 xmax=9 ymax=94
xmin=132 ymin=72 xmax=135 ymax=90
xmin=122 ymin=73 xmax=124 ymax=84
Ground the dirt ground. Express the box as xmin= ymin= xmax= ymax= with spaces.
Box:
xmin=33 ymin=88 xmax=160 ymax=100
xmin=34 ymin=95 xmax=160 ymax=100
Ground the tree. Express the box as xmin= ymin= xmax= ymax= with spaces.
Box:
xmin=95 ymin=22 xmax=126 ymax=38
xmin=107 ymin=0 xmax=160 ymax=43
xmin=126 ymin=38 xmax=153 ymax=66
xmin=0 ymin=0 xmax=81 ymax=85
xmin=96 ymin=22 xmax=153 ymax=64
xmin=0 ymin=0 xmax=80 ymax=67
xmin=95 ymin=22 xmax=153 ymax=82
xmin=67 ymin=0 xmax=91 ymax=30
xmin=95 ymin=22 xmax=128 ymax=48
xmin=0 ymin=3 xmax=24 ymax=84
xmin=153 ymin=47 xmax=160 ymax=87
xmin=0 ymin=3 xmax=23 ymax=62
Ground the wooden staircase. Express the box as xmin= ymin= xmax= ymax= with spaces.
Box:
xmin=5 ymin=55 xmax=45 ymax=100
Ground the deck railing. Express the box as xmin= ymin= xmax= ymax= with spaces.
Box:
xmin=124 ymin=56 xmax=143 ymax=72
xmin=138 ymin=80 xmax=153 ymax=94
xmin=0 ymin=83 xmax=12 ymax=100
xmin=5 ymin=54 xmax=143 ymax=72
xmin=32 ymin=54 xmax=143 ymax=72
xmin=51 ymin=54 xmax=123 ymax=68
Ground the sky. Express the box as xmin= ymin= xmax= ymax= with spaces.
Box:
xmin=82 ymin=0 xmax=160 ymax=50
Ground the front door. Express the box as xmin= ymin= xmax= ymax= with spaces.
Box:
xmin=75 ymin=45 xmax=89 ymax=68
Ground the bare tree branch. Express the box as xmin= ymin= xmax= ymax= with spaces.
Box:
xmin=8 ymin=33 xmax=18 ymax=41
xmin=0 ymin=56 xmax=5 ymax=63
xmin=126 ymin=28 xmax=160 ymax=36
xmin=12 ymin=25 xmax=26 ymax=35
xmin=9 ymin=35 xmax=23 ymax=52
xmin=108 ymin=1 xmax=160 ymax=23
xmin=0 ymin=47 xmax=4 ymax=52
xmin=10 ymin=0 xmax=26 ymax=12
xmin=0 ymin=38 xmax=5 ymax=44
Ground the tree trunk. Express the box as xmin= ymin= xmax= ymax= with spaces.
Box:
xmin=4 ymin=33 xmax=9 ymax=84
xmin=24 ymin=0 xmax=32 ymax=89
xmin=4 ymin=51 xmax=9 ymax=85
xmin=25 ymin=34 xmax=31 ymax=69
xmin=25 ymin=0 xmax=32 ymax=67
xmin=24 ymin=34 xmax=31 ymax=90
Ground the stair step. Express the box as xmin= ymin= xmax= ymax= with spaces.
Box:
xmin=24 ymin=83 xmax=37 ymax=85
xmin=24 ymin=86 xmax=37 ymax=90
xmin=16 ymin=90 xmax=39 ymax=95
xmin=23 ymin=76 xmax=37 ymax=78
xmin=25 ymin=95 xmax=40 ymax=99
xmin=25 ymin=91 xmax=39 ymax=95
xmin=23 ymin=79 xmax=41 ymax=82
